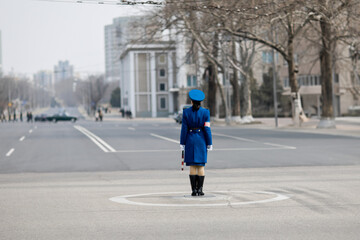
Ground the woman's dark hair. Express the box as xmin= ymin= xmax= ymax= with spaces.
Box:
xmin=192 ymin=100 xmax=201 ymax=111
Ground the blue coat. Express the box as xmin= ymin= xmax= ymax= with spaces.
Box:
xmin=180 ymin=106 xmax=212 ymax=166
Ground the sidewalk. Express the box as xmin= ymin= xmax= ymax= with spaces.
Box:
xmin=82 ymin=107 xmax=360 ymax=138
xmin=244 ymin=117 xmax=360 ymax=138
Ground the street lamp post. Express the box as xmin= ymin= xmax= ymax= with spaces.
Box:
xmin=271 ymin=28 xmax=279 ymax=128
xmin=221 ymin=35 xmax=232 ymax=125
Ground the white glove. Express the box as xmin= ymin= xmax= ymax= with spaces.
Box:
xmin=207 ymin=145 xmax=213 ymax=151
xmin=180 ymin=145 xmax=185 ymax=151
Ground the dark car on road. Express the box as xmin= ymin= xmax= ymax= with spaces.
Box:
xmin=46 ymin=113 xmax=77 ymax=123
xmin=173 ymin=104 xmax=192 ymax=124
xmin=34 ymin=114 xmax=48 ymax=122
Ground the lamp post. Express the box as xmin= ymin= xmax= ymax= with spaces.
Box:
xmin=271 ymin=28 xmax=278 ymax=128
xmin=221 ymin=34 xmax=232 ymax=125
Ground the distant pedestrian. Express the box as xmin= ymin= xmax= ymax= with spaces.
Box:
xmin=29 ymin=112 xmax=33 ymax=122
xmin=180 ymin=89 xmax=212 ymax=196
xmin=99 ymin=109 xmax=103 ymax=121
xmin=13 ymin=111 xmax=17 ymax=122
xmin=20 ymin=112 xmax=23 ymax=122
xmin=0 ymin=112 xmax=6 ymax=122
xmin=125 ymin=110 xmax=132 ymax=119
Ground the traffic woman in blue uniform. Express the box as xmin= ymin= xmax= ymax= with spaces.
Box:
xmin=180 ymin=89 xmax=212 ymax=196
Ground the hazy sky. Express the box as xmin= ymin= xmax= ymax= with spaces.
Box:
xmin=0 ymin=0 xmax=153 ymax=77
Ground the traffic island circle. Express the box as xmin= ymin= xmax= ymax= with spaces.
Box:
xmin=109 ymin=191 xmax=290 ymax=207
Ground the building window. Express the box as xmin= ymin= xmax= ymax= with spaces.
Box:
xmin=159 ymin=97 xmax=167 ymax=110
xmin=159 ymin=83 xmax=166 ymax=91
xmin=185 ymin=52 xmax=195 ymax=64
xmin=187 ymin=75 xmax=197 ymax=87
xmin=159 ymin=69 xmax=166 ymax=78
xmin=283 ymin=77 xmax=289 ymax=87
xmin=294 ymin=54 xmax=299 ymax=64
xmin=158 ymin=54 xmax=166 ymax=64
xmin=262 ymin=51 xmax=273 ymax=63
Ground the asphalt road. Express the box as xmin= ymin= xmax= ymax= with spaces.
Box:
xmin=1 ymin=108 xmax=359 ymax=239
xmin=1 ymin=111 xmax=360 ymax=173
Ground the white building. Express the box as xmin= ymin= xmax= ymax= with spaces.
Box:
xmin=54 ymin=60 xmax=73 ymax=82
xmin=120 ymin=42 xmax=177 ymax=117
xmin=114 ymin=14 xmax=207 ymax=118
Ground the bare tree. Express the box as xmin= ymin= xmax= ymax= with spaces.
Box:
xmin=304 ymin=0 xmax=360 ymax=127
xmin=0 ymin=77 xmax=11 ymax=114
xmin=54 ymin=78 xmax=77 ymax=107
xmin=88 ymin=75 xmax=109 ymax=114
xmin=206 ymin=0 xmax=314 ymax=125
xmin=148 ymin=1 xmax=229 ymax=119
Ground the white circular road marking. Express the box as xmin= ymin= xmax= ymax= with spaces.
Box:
xmin=109 ymin=191 xmax=290 ymax=207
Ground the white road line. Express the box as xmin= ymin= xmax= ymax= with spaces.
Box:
xmin=212 ymin=133 xmax=257 ymax=143
xmin=112 ymin=147 xmax=293 ymax=153
xmin=109 ymin=191 xmax=290 ymax=207
xmin=114 ymin=149 xmax=178 ymax=153
xmin=213 ymin=133 xmax=296 ymax=150
xmin=19 ymin=136 xmax=25 ymax=141
xmin=74 ymin=126 xmax=108 ymax=152
xmin=263 ymin=142 xmax=297 ymax=150
xmin=74 ymin=125 xmax=116 ymax=152
xmin=128 ymin=127 xmax=136 ymax=131
xmin=77 ymin=126 xmax=116 ymax=152
xmin=150 ymin=133 xmax=179 ymax=144
xmin=6 ymin=148 xmax=15 ymax=157
xmin=214 ymin=147 xmax=293 ymax=151
xmin=29 ymin=129 xmax=33 ymax=133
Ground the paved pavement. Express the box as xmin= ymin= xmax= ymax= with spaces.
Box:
xmin=0 ymin=166 xmax=359 ymax=240
xmin=0 ymin=107 xmax=360 ymax=239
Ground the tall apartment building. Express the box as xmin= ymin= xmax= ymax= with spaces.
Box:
xmin=54 ymin=60 xmax=73 ymax=83
xmin=0 ymin=30 xmax=3 ymax=77
xmin=105 ymin=16 xmax=140 ymax=83
xmin=33 ymin=70 xmax=53 ymax=92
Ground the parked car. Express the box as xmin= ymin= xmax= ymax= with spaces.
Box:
xmin=46 ymin=113 xmax=77 ymax=123
xmin=34 ymin=114 xmax=48 ymax=122
xmin=173 ymin=104 xmax=192 ymax=124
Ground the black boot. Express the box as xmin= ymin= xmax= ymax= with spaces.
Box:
xmin=197 ymin=176 xmax=205 ymax=196
xmin=189 ymin=175 xmax=197 ymax=196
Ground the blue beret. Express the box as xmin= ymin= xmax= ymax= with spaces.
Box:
xmin=189 ymin=89 xmax=205 ymax=102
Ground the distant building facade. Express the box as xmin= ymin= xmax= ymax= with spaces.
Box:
xmin=113 ymin=15 xmax=360 ymax=118
xmin=113 ymin=15 xmax=205 ymax=118
xmin=54 ymin=60 xmax=73 ymax=82
xmin=276 ymin=41 xmax=360 ymax=117
xmin=120 ymin=42 xmax=177 ymax=117
xmin=0 ymin=30 xmax=3 ymax=77
xmin=105 ymin=17 xmax=140 ymax=83
xmin=33 ymin=70 xmax=53 ymax=92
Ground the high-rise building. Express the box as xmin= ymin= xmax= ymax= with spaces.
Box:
xmin=104 ymin=16 xmax=141 ymax=82
xmin=54 ymin=60 xmax=73 ymax=82
xmin=33 ymin=70 xmax=53 ymax=92
xmin=0 ymin=30 xmax=3 ymax=77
